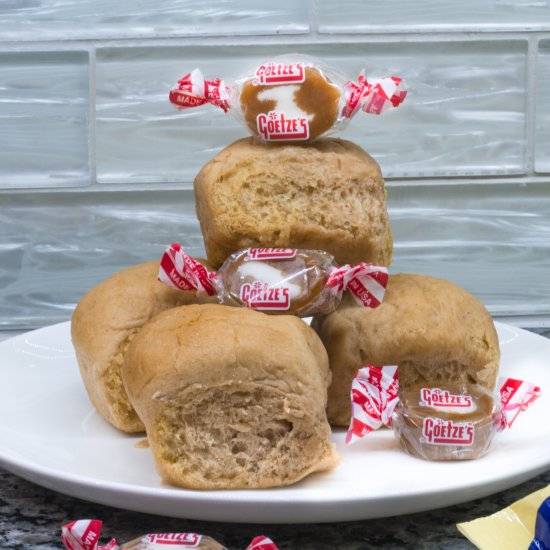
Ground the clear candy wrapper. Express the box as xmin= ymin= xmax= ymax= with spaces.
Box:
xmin=347 ymin=365 xmax=541 ymax=461
xmin=61 ymin=520 xmax=279 ymax=550
xmin=158 ymin=243 xmax=388 ymax=317
xmin=168 ymin=54 xmax=407 ymax=142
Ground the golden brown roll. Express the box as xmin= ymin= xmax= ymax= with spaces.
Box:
xmin=312 ymin=274 xmax=501 ymax=426
xmin=194 ymin=137 xmax=393 ymax=268
xmin=122 ymin=304 xmax=338 ymax=489
xmin=71 ymin=260 xmax=214 ymax=433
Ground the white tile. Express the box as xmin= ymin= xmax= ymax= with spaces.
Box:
xmin=318 ymin=0 xmax=550 ymax=33
xmin=0 ymin=0 xmax=308 ymax=41
xmin=0 ymin=189 xmax=202 ymax=329
xmin=0 ymin=52 xmax=89 ymax=189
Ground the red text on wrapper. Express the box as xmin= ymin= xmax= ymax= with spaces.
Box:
xmin=240 ymin=281 xmax=291 ymax=310
xmin=422 ymin=417 xmax=474 ymax=446
xmin=256 ymin=112 xmax=309 ymax=141
xmin=254 ymin=63 xmax=305 ymax=86
xmin=247 ymin=248 xmax=297 ymax=260
xmin=346 ymin=276 xmax=379 ymax=307
xmin=141 ymin=533 xmax=202 ymax=546
xmin=419 ymin=388 xmax=473 ymax=409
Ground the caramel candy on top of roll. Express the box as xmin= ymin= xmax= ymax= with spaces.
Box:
xmin=240 ymin=66 xmax=341 ymax=141
xmin=393 ymin=384 xmax=499 ymax=461
xmin=217 ymin=248 xmax=331 ymax=316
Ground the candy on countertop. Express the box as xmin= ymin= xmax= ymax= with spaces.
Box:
xmin=61 ymin=520 xmax=279 ymax=550
xmin=158 ymin=243 xmax=388 ymax=317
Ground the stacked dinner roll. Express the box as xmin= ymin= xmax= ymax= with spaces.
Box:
xmin=194 ymin=137 xmax=393 ymax=268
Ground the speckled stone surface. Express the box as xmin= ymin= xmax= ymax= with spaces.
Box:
xmin=1 ymin=327 xmax=549 ymax=550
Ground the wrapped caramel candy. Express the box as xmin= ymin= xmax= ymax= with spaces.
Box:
xmin=346 ymin=365 xmax=541 ymax=461
xmin=158 ymin=243 xmax=388 ymax=317
xmin=61 ymin=520 xmax=279 ymax=550
xmin=168 ymin=54 xmax=406 ymax=142
xmin=394 ymin=384 xmax=499 ymax=461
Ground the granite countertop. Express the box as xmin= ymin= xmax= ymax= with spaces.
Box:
xmin=1 ymin=327 xmax=549 ymax=550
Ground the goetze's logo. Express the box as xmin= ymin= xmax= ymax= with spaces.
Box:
xmin=422 ymin=417 xmax=474 ymax=446
xmin=240 ymin=281 xmax=290 ymax=310
xmin=247 ymin=248 xmax=297 ymax=260
xmin=257 ymin=111 xmax=309 ymax=141
xmin=254 ymin=63 xmax=305 ymax=85
xmin=420 ymin=388 xmax=473 ymax=409
xmin=142 ymin=532 xmax=202 ymax=546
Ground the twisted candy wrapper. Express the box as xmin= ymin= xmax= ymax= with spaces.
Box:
xmin=61 ymin=520 xmax=279 ymax=550
xmin=168 ymin=55 xmax=406 ymax=142
xmin=347 ymin=366 xmax=542 ymax=445
xmin=158 ymin=243 xmax=388 ymax=316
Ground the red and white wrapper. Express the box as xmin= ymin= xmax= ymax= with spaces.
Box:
xmin=346 ymin=365 xmax=399 ymax=444
xmin=158 ymin=243 xmax=388 ymax=317
xmin=61 ymin=520 xmax=279 ymax=550
xmin=342 ymin=74 xmax=407 ymax=118
xmin=245 ymin=536 xmax=279 ymax=550
xmin=347 ymin=365 xmax=542 ymax=446
xmin=168 ymin=54 xmax=406 ymax=142
xmin=61 ymin=520 xmax=117 ymax=550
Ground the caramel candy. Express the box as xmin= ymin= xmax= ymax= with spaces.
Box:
xmin=393 ymin=384 xmax=499 ymax=461
xmin=168 ymin=56 xmax=407 ymax=143
xmin=158 ymin=244 xmax=388 ymax=317
xmin=240 ymin=66 xmax=341 ymax=141
xmin=217 ymin=248 xmax=331 ymax=316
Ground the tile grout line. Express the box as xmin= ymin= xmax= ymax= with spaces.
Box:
xmin=1 ymin=175 xmax=550 ymax=196
xmin=0 ymin=31 xmax=550 ymax=51
xmin=88 ymin=46 xmax=97 ymax=186
xmin=309 ymin=0 xmax=319 ymax=37
xmin=526 ymin=35 xmax=539 ymax=176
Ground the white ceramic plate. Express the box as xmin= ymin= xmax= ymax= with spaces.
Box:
xmin=0 ymin=321 xmax=548 ymax=524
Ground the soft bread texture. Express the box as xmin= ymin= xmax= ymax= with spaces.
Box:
xmin=71 ymin=261 xmax=214 ymax=433
xmin=194 ymin=137 xmax=393 ymax=268
xmin=312 ymin=274 xmax=501 ymax=426
xmin=122 ymin=304 xmax=338 ymax=490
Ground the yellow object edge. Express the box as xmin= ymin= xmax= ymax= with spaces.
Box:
xmin=456 ymin=484 xmax=550 ymax=550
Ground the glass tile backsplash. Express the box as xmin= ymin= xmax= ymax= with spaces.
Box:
xmin=317 ymin=0 xmax=550 ymax=33
xmin=0 ymin=52 xmax=89 ymax=189
xmin=0 ymin=1 xmax=549 ymax=329
xmin=0 ymin=1 xmax=308 ymax=41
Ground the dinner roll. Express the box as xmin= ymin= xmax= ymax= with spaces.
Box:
xmin=71 ymin=260 xmax=213 ymax=433
xmin=122 ymin=304 xmax=338 ymax=489
xmin=194 ymin=137 xmax=392 ymax=268
xmin=312 ymin=274 xmax=500 ymax=426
